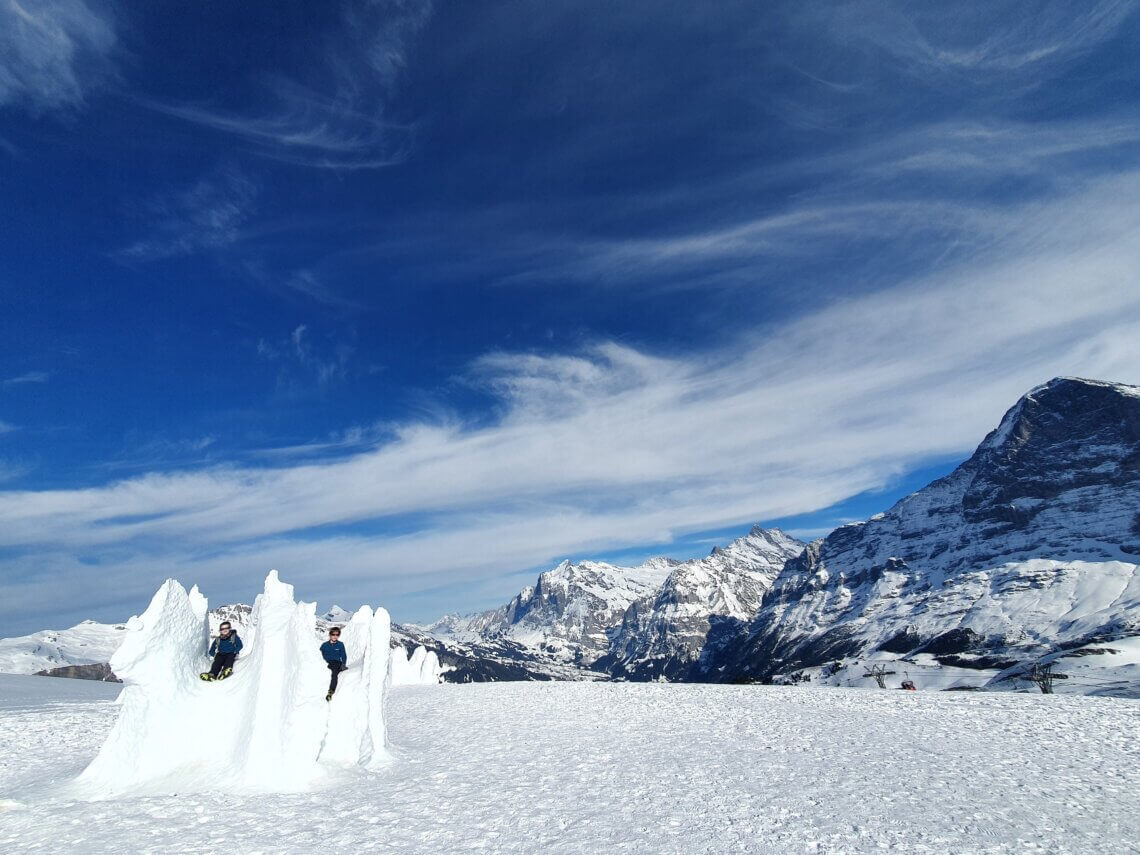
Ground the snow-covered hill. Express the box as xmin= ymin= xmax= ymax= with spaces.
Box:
xmin=704 ymin=377 xmax=1140 ymax=685
xmin=0 ymin=620 xmax=129 ymax=676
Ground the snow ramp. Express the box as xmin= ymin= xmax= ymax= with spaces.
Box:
xmin=74 ymin=571 xmax=390 ymax=798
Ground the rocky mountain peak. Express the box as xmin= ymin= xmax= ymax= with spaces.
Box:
xmin=979 ymin=376 xmax=1139 ymax=455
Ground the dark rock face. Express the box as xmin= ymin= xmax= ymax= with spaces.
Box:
xmin=878 ymin=625 xmax=922 ymax=654
xmin=701 ymin=378 xmax=1140 ymax=682
xmin=914 ymin=628 xmax=983 ymax=657
xmin=35 ymin=662 xmax=121 ymax=682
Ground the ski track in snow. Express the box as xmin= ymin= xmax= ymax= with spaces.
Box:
xmin=1 ymin=677 xmax=1138 ymax=854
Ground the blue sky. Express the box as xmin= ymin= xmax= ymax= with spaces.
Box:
xmin=2 ymin=1 xmax=1140 ymax=635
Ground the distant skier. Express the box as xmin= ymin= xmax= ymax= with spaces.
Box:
xmin=320 ymin=626 xmax=348 ymax=701
xmin=200 ymin=621 xmax=243 ymax=681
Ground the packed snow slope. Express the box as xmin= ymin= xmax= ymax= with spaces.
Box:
xmin=706 ymin=377 xmax=1140 ymax=682
xmin=74 ymin=571 xmax=391 ymax=797
xmin=2 ymin=677 xmax=1138 ymax=854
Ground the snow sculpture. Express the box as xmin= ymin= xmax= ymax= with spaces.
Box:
xmin=388 ymin=643 xmax=444 ymax=685
xmin=75 ymin=571 xmax=390 ymax=797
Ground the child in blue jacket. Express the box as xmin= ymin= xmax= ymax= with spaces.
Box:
xmin=201 ymin=621 xmax=243 ymax=681
xmin=320 ymin=627 xmax=347 ymax=701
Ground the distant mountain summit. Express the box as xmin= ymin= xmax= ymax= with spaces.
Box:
xmin=598 ymin=527 xmax=804 ymax=680
xmin=702 ymin=377 xmax=1140 ymax=682
xmin=430 ymin=558 xmax=677 ymax=663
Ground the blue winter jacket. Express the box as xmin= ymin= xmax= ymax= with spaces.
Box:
xmin=320 ymin=640 xmax=347 ymax=665
xmin=209 ymin=632 xmax=243 ymax=656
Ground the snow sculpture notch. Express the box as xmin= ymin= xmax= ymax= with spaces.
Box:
xmin=76 ymin=571 xmax=390 ymax=797
xmin=389 ymin=643 xmax=444 ymax=685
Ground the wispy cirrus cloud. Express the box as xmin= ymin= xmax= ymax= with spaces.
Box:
xmin=115 ymin=168 xmax=258 ymax=263
xmin=146 ymin=84 xmax=413 ymax=171
xmin=257 ymin=324 xmax=355 ymax=390
xmin=353 ymin=113 xmax=1140 ymax=298
xmin=1 ymin=172 xmax=1138 ymax=626
xmin=1 ymin=371 xmax=49 ymax=387
xmin=146 ymin=1 xmax=432 ymax=169
xmin=820 ymin=0 xmax=1136 ymax=77
xmin=0 ymin=0 xmax=116 ymax=115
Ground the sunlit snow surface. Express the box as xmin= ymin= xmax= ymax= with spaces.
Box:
xmin=1 ymin=678 xmax=1138 ymax=854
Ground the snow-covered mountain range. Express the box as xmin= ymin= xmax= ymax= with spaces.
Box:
xmin=3 ymin=377 xmax=1137 ymax=694
xmin=424 ymin=527 xmax=804 ymax=681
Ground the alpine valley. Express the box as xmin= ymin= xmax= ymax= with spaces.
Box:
xmin=4 ymin=378 xmax=1138 ymax=695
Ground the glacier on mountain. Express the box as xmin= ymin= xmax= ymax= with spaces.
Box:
xmin=73 ymin=571 xmax=390 ymax=797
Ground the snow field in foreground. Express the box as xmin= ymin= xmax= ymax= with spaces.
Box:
xmin=1 ymin=677 xmax=1137 ymax=854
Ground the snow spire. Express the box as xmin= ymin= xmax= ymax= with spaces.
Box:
xmin=74 ymin=571 xmax=392 ymax=797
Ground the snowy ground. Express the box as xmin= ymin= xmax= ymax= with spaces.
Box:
xmin=1 ymin=676 xmax=1137 ymax=854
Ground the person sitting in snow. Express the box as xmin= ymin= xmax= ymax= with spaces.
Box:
xmin=320 ymin=626 xmax=348 ymax=701
xmin=202 ymin=621 xmax=243 ymax=681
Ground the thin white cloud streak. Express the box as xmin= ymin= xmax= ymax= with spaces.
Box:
xmin=145 ymin=96 xmax=411 ymax=171
xmin=1 ymin=172 xmax=1139 ymax=624
xmin=1 ymin=371 xmax=49 ymax=387
xmin=0 ymin=0 xmax=116 ymax=114
xmin=143 ymin=1 xmax=432 ymax=169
